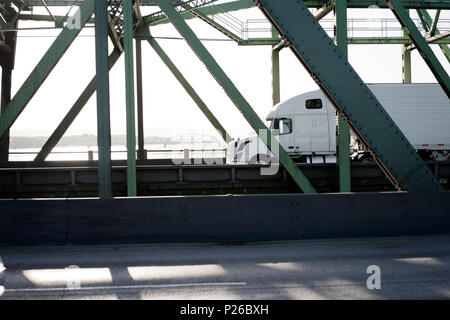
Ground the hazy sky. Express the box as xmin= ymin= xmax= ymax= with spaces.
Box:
xmin=3 ymin=3 xmax=449 ymax=143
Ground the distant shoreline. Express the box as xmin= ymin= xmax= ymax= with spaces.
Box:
xmin=10 ymin=134 xmax=224 ymax=149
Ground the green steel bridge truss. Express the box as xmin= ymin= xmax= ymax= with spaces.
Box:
xmin=0 ymin=0 xmax=449 ymax=197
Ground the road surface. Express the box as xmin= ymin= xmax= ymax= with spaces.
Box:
xmin=1 ymin=235 xmax=450 ymax=299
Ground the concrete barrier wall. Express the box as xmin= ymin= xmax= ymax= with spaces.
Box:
xmin=1 ymin=192 xmax=450 ymax=246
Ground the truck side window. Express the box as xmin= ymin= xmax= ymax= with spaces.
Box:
xmin=306 ymin=98 xmax=322 ymax=109
xmin=279 ymin=119 xmax=292 ymax=135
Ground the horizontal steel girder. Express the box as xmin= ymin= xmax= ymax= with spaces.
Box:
xmin=255 ymin=0 xmax=443 ymax=192
xmin=19 ymin=0 xmax=450 ymax=9
xmin=0 ymin=0 xmax=95 ymax=140
xmin=1 ymin=161 xmax=450 ymax=197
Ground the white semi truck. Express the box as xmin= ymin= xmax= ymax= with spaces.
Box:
xmin=227 ymin=83 xmax=450 ymax=164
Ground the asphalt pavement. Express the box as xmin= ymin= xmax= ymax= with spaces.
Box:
xmin=1 ymin=235 xmax=450 ymax=299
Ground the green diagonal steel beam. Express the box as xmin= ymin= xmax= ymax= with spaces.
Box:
xmin=416 ymin=9 xmax=430 ymax=33
xmin=255 ymin=0 xmax=443 ymax=192
xmin=155 ymin=0 xmax=316 ymax=193
xmin=385 ymin=0 xmax=450 ymax=98
xmin=419 ymin=9 xmax=450 ymax=63
xmin=0 ymin=0 xmax=95 ymax=140
xmin=34 ymin=48 xmax=122 ymax=162
xmin=144 ymin=30 xmax=230 ymax=142
xmin=429 ymin=9 xmax=440 ymax=37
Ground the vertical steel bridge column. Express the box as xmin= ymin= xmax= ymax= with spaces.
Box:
xmin=402 ymin=45 xmax=411 ymax=83
xmin=255 ymin=0 xmax=442 ymax=192
xmin=385 ymin=0 xmax=450 ymax=98
xmin=136 ymin=39 xmax=146 ymax=160
xmin=271 ymin=27 xmax=280 ymax=106
xmin=402 ymin=11 xmax=412 ymax=84
xmin=0 ymin=3 xmax=17 ymax=162
xmin=335 ymin=0 xmax=351 ymax=192
xmin=95 ymin=0 xmax=113 ymax=199
xmin=155 ymin=0 xmax=316 ymax=193
xmin=0 ymin=67 xmax=12 ymax=161
xmin=124 ymin=0 xmax=137 ymax=196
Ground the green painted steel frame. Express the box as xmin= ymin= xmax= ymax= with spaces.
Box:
xmin=402 ymin=9 xmax=411 ymax=83
xmin=95 ymin=0 xmax=114 ymax=199
xmin=136 ymin=39 xmax=146 ymax=160
xmin=147 ymin=0 xmax=450 ymax=26
xmin=271 ymin=27 xmax=280 ymax=106
xmin=335 ymin=0 xmax=351 ymax=192
xmin=385 ymin=0 xmax=450 ymax=98
xmin=429 ymin=9 xmax=440 ymax=37
xmin=124 ymin=0 xmax=137 ymax=196
xmin=0 ymin=67 xmax=12 ymax=161
xmin=255 ymin=0 xmax=443 ymax=192
xmin=402 ymin=41 xmax=412 ymax=83
xmin=419 ymin=9 xmax=450 ymax=63
xmin=155 ymin=0 xmax=317 ymax=193
xmin=17 ymin=0 xmax=450 ymax=9
xmin=0 ymin=0 xmax=95 ymax=140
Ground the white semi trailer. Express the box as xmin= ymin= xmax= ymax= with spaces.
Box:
xmin=227 ymin=83 xmax=450 ymax=164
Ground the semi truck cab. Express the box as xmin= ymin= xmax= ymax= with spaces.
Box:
xmin=267 ymin=91 xmax=337 ymax=158
xmin=228 ymin=91 xmax=338 ymax=164
xmin=227 ymin=84 xmax=450 ymax=164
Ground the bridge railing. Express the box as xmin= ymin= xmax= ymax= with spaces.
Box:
xmin=8 ymin=148 xmax=227 ymax=161
xmin=242 ymin=17 xmax=450 ymax=39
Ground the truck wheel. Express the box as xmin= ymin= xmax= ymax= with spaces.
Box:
xmin=358 ymin=154 xmax=375 ymax=163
